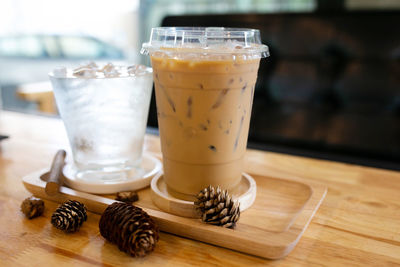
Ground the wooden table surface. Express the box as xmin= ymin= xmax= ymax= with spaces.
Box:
xmin=1 ymin=111 xmax=399 ymax=266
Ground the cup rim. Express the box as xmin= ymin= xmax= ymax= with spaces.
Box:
xmin=141 ymin=27 xmax=269 ymax=57
xmin=149 ymin=27 xmax=261 ymax=35
xmin=48 ymin=64 xmax=153 ymax=79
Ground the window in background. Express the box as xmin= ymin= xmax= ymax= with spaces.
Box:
xmin=59 ymin=36 xmax=103 ymax=58
xmin=0 ymin=0 xmax=139 ymax=114
xmin=0 ymin=36 xmax=44 ymax=58
xmin=42 ymin=36 xmax=62 ymax=58
xmin=19 ymin=36 xmax=45 ymax=58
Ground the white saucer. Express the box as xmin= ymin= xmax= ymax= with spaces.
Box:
xmin=150 ymin=172 xmax=257 ymax=218
xmin=63 ymin=153 xmax=162 ymax=194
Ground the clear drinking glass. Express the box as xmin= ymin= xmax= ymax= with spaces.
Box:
xmin=141 ymin=27 xmax=269 ymax=199
xmin=49 ymin=63 xmax=153 ymax=181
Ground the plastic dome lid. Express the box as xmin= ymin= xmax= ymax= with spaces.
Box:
xmin=141 ymin=27 xmax=269 ymax=58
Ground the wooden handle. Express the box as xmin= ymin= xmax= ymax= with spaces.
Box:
xmin=45 ymin=150 xmax=66 ymax=196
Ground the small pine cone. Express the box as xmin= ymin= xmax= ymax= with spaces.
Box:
xmin=21 ymin=196 xmax=44 ymax=219
xmin=51 ymin=200 xmax=87 ymax=233
xmin=115 ymin=191 xmax=139 ymax=204
xmin=99 ymin=202 xmax=159 ymax=257
xmin=194 ymin=185 xmax=240 ymax=229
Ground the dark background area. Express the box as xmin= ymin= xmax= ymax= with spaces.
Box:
xmin=145 ymin=10 xmax=400 ymax=170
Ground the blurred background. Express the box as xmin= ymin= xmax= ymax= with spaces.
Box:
xmin=0 ymin=0 xmax=399 ymax=169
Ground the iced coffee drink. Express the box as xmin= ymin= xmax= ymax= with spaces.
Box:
xmin=142 ymin=28 xmax=269 ymax=199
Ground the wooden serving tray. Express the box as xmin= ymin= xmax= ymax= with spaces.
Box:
xmin=22 ymin=169 xmax=327 ymax=259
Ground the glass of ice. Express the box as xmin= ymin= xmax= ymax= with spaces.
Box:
xmin=49 ymin=62 xmax=153 ymax=181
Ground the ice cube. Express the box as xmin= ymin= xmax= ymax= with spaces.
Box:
xmin=53 ymin=67 xmax=67 ymax=78
xmin=128 ymin=65 xmax=149 ymax=76
xmin=127 ymin=65 xmax=139 ymax=75
xmin=72 ymin=62 xmax=100 ymax=78
xmin=223 ymin=39 xmax=244 ymax=50
xmin=100 ymin=63 xmax=120 ymax=78
xmin=86 ymin=62 xmax=98 ymax=69
xmin=73 ymin=67 xmax=97 ymax=78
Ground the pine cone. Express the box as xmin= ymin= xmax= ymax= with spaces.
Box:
xmin=115 ymin=191 xmax=139 ymax=204
xmin=20 ymin=196 xmax=45 ymax=219
xmin=99 ymin=202 xmax=159 ymax=257
xmin=51 ymin=200 xmax=87 ymax=233
xmin=194 ymin=185 xmax=240 ymax=229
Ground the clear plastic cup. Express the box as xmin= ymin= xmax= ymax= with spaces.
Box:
xmin=49 ymin=63 xmax=153 ymax=182
xmin=141 ymin=27 xmax=269 ymax=200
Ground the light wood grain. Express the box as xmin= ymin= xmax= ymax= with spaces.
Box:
xmin=150 ymin=172 xmax=257 ymax=218
xmin=1 ymin=111 xmax=400 ymax=266
xmin=23 ymin=167 xmax=325 ymax=259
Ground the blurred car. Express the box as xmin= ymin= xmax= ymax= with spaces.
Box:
xmin=0 ymin=34 xmax=126 ymax=112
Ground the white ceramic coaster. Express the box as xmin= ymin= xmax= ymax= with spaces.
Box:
xmin=150 ymin=172 xmax=257 ymax=218
xmin=63 ymin=153 xmax=162 ymax=194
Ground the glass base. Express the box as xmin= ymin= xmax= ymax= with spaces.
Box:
xmin=62 ymin=153 xmax=162 ymax=194
xmin=74 ymin=165 xmax=146 ymax=182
